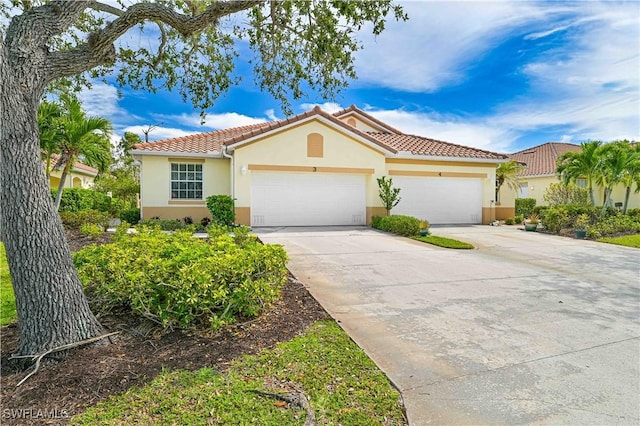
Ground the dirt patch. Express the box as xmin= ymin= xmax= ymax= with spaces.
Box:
xmin=0 ymin=231 xmax=329 ymax=425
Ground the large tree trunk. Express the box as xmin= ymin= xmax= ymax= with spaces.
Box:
xmin=1 ymin=39 xmax=102 ymax=357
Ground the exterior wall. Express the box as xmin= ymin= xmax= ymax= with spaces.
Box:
xmin=139 ymin=155 xmax=230 ymax=219
xmin=336 ymin=113 xmax=384 ymax=133
xmin=499 ymin=175 xmax=640 ymax=210
xmin=384 ymin=159 xmax=499 ymax=224
xmin=49 ymin=169 xmax=95 ymax=189
xmin=232 ymin=119 xmax=388 ymax=225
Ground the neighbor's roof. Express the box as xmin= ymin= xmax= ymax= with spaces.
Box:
xmin=509 ymin=142 xmax=581 ymax=177
xmin=132 ymin=105 xmax=508 ymax=160
xmin=50 ymin=153 xmax=99 ymax=175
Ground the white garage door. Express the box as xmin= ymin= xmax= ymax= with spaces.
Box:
xmin=392 ymin=177 xmax=482 ymax=224
xmin=250 ymin=172 xmax=366 ymax=226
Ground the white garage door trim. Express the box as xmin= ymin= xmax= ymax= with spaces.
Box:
xmin=392 ymin=176 xmax=482 ymax=224
xmin=250 ymin=172 xmax=366 ymax=227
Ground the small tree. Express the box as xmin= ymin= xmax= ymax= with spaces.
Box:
xmin=495 ymin=160 xmax=524 ymax=202
xmin=543 ymin=182 xmax=589 ymax=206
xmin=377 ymin=176 xmax=401 ymax=215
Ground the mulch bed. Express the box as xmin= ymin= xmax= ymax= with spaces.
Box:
xmin=0 ymin=230 xmax=329 ymax=425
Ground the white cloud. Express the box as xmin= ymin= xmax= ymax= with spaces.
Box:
xmin=354 ymin=2 xmax=563 ymax=92
xmin=299 ymin=102 xmax=344 ymax=114
xmin=156 ymin=112 xmax=268 ymax=130
xmin=264 ymin=108 xmax=279 ymax=121
xmin=76 ymin=82 xmax=129 ymax=119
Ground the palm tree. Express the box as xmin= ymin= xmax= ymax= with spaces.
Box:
xmin=596 ymin=142 xmax=630 ymax=207
xmin=53 ymin=95 xmax=113 ymax=210
xmin=556 ymin=140 xmax=602 ymax=206
xmin=38 ymin=100 xmax=64 ymax=178
xmin=495 ymin=160 xmax=524 ymax=202
xmin=611 ymin=141 xmax=640 ymax=213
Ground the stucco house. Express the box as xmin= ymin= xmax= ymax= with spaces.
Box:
xmin=48 ymin=153 xmax=99 ymax=190
xmin=131 ymin=105 xmax=510 ymax=226
xmin=498 ymin=142 xmax=640 ymax=211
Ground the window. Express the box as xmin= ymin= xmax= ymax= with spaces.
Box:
xmin=576 ymin=178 xmax=587 ymax=188
xmin=517 ymin=182 xmax=529 ymax=198
xmin=171 ymin=163 xmax=203 ymax=199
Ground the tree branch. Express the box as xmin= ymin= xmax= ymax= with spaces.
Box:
xmin=46 ymin=0 xmax=264 ymax=81
xmin=87 ymin=1 xmax=124 ymax=17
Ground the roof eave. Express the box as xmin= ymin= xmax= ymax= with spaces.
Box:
xmin=389 ymin=153 xmax=509 ymax=164
xmin=130 ymin=149 xmax=223 ymax=158
xmin=226 ymin=114 xmax=397 ymax=155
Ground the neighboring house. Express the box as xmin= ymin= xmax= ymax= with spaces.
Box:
xmin=131 ymin=105 xmax=509 ymax=226
xmin=498 ymin=142 xmax=640 ymax=211
xmin=48 ymin=153 xmax=99 ymax=190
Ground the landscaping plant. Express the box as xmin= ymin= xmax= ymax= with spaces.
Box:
xmin=372 ymin=215 xmax=420 ymax=236
xmin=206 ymin=195 xmax=236 ymax=226
xmin=73 ymin=227 xmax=288 ymax=330
xmin=515 ymin=198 xmax=536 ymax=218
xmin=377 ymin=176 xmax=402 ymax=215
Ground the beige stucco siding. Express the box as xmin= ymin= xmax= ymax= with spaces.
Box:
xmin=232 ymin=119 xmax=387 ymax=210
xmin=499 ymin=175 xmax=640 ymax=210
xmin=49 ymin=169 xmax=95 ymax=189
xmin=139 ymin=156 xmax=230 ymax=215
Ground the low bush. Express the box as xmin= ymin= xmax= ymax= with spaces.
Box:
xmin=504 ymin=217 xmax=515 ymax=225
xmin=60 ymin=210 xmax=111 ymax=230
xmin=52 ymin=187 xmax=128 ymax=215
xmin=543 ymin=182 xmax=589 ymax=206
xmin=138 ymin=218 xmax=186 ymax=231
xmin=371 ymin=216 xmax=383 ymax=229
xmin=515 ymin=198 xmax=536 ymax=218
xmin=119 ymin=208 xmax=140 ymax=225
xmin=79 ymin=223 xmax=104 ymax=238
xmin=206 ymin=195 xmax=235 ymax=226
xmin=372 ymin=215 xmax=420 ymax=236
xmin=514 ymin=215 xmax=524 ymax=224
xmin=627 ymin=208 xmax=640 ymax=218
xmin=74 ymin=227 xmax=288 ymax=330
xmin=533 ymin=205 xmax=549 ymax=215
xmin=586 ymin=215 xmax=640 ymax=239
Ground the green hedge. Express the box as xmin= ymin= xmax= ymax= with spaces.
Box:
xmin=52 ymin=188 xmax=131 ymax=216
xmin=587 ymin=215 xmax=640 ymax=239
xmin=515 ymin=198 xmax=536 ymax=217
xmin=60 ymin=210 xmax=111 ymax=230
xmin=119 ymin=208 xmax=140 ymax=224
xmin=206 ymin=195 xmax=235 ymax=226
xmin=371 ymin=215 xmax=420 ymax=236
xmin=74 ymin=227 xmax=288 ymax=330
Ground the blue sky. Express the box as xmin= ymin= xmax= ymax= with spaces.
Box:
xmin=76 ymin=1 xmax=640 ymax=154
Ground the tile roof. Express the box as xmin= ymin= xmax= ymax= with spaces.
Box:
xmin=50 ymin=153 xmax=99 ymax=175
xmin=332 ymin=104 xmax=403 ymax=134
xmin=371 ymin=132 xmax=508 ymax=160
xmin=509 ymin=142 xmax=581 ymax=177
xmin=132 ymin=105 xmax=508 ymax=160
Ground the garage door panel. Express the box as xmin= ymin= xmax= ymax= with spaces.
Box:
xmin=393 ymin=177 xmax=482 ymax=224
xmin=251 ymin=172 xmax=366 ymax=226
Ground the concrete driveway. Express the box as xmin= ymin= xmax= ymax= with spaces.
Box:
xmin=256 ymin=225 xmax=640 ymax=425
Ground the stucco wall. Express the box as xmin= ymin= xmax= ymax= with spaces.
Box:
xmin=499 ymin=175 xmax=640 ymax=210
xmin=49 ymin=170 xmax=95 ymax=189
xmin=232 ymin=119 xmax=387 ymax=211
xmin=139 ymin=155 xmax=230 ymax=219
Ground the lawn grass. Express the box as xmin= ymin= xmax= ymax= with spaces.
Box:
xmin=72 ymin=320 xmax=406 ymax=425
xmin=598 ymin=234 xmax=640 ymax=248
xmin=412 ymin=235 xmax=474 ymax=249
xmin=0 ymin=243 xmax=16 ymax=326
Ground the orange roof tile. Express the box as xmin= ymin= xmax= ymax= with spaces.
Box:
xmin=50 ymin=153 xmax=99 ymax=175
xmin=132 ymin=105 xmax=508 ymax=160
xmin=509 ymin=142 xmax=581 ymax=177
xmin=370 ymin=133 xmax=508 ymax=160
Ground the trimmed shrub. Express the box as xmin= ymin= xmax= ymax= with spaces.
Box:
xmin=586 ymin=215 xmax=640 ymax=239
xmin=514 ymin=215 xmax=524 ymax=224
xmin=60 ymin=210 xmax=111 ymax=230
xmin=371 ymin=216 xmax=383 ymax=229
xmin=138 ymin=218 xmax=186 ymax=231
xmin=372 ymin=215 xmax=420 ymax=236
xmin=119 ymin=208 xmax=140 ymax=225
xmin=515 ymin=198 xmax=536 ymax=218
xmin=206 ymin=195 xmax=235 ymax=226
xmin=627 ymin=208 xmax=640 ymax=218
xmin=73 ymin=227 xmax=288 ymax=330
xmin=504 ymin=217 xmax=515 ymax=225
xmin=79 ymin=223 xmax=104 ymax=238
xmin=52 ymin=188 xmax=114 ymax=213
